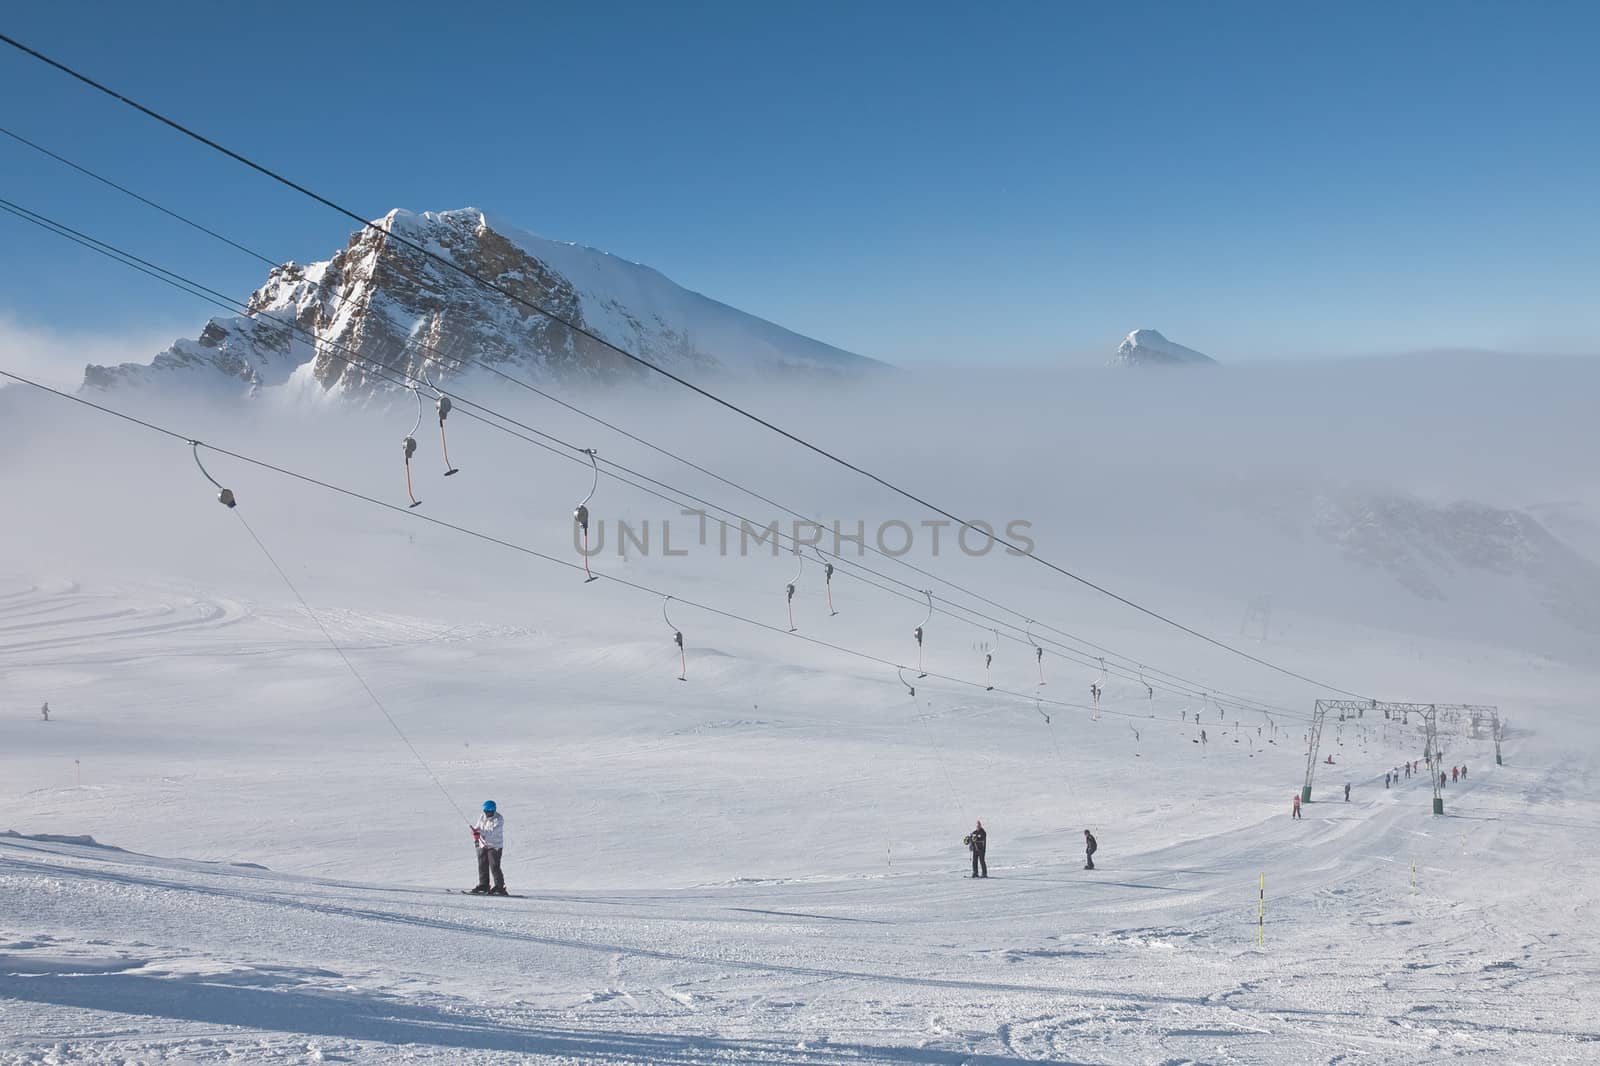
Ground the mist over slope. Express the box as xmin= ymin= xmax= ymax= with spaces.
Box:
xmin=6 ymin=350 xmax=1599 ymax=666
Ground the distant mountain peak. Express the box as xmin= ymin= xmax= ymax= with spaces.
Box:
xmin=81 ymin=209 xmax=883 ymax=398
xmin=1109 ymin=329 xmax=1217 ymax=368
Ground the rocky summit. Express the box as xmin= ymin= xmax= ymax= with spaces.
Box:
xmin=1108 ymin=329 xmax=1218 ymax=368
xmin=82 ymin=209 xmax=881 ymax=398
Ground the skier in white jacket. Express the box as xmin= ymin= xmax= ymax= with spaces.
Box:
xmin=470 ymin=800 xmax=507 ymax=895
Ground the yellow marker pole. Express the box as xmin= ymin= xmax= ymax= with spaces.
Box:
xmin=1258 ymin=873 xmax=1264 ymax=946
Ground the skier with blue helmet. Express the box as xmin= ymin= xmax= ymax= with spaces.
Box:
xmin=469 ymin=800 xmax=507 ymax=895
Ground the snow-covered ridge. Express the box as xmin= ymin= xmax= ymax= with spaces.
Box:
xmin=1109 ymin=329 xmax=1218 ymax=368
xmin=81 ymin=208 xmax=884 ymax=398
xmin=1311 ymin=488 xmax=1600 ymax=632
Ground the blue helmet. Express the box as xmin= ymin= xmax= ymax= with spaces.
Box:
xmin=482 ymin=800 xmax=496 ymax=813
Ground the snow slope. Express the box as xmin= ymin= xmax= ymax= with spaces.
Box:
xmin=4 ymin=361 xmax=1600 ymax=1062
xmin=4 ymin=592 xmax=1596 ymax=1064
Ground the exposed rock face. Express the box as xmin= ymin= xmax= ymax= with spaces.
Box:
xmin=82 ymin=209 xmax=881 ymax=397
xmin=1108 ymin=329 xmax=1218 ymax=368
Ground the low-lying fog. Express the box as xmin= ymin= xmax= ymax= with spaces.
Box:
xmin=3 ymin=350 xmax=1598 ymax=681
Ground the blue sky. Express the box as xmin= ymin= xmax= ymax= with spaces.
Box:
xmin=1 ymin=1 xmax=1596 ymax=367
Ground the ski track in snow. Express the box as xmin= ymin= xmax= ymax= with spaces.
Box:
xmin=3 ymin=574 xmax=1599 ymax=1064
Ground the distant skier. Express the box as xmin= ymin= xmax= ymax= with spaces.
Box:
xmin=1083 ymin=829 xmax=1098 ymax=870
xmin=40 ymin=702 xmax=49 ymax=722
xmin=469 ymin=800 xmax=507 ymax=895
xmin=964 ymin=820 xmax=988 ymax=879
xmin=1291 ymin=793 xmax=1302 ymax=820
xmin=1440 ymin=771 xmax=1447 ymax=789
xmin=1461 ymin=763 xmax=1468 ymax=779
xmin=1451 ymin=766 xmax=1458 ymax=784
xmin=1385 ymin=772 xmax=1391 ymax=789
xmin=1344 ymin=782 xmax=1351 ymax=802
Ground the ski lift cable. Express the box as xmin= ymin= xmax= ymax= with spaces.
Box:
xmin=422 ymin=398 xmax=1316 ymax=719
xmin=0 ymin=196 xmax=1309 ymax=724
xmin=0 ymin=35 xmax=1374 ymax=702
xmin=0 ymin=194 xmax=1318 ymax=723
xmin=0 ymin=123 xmax=281 ymax=269
xmin=186 ymin=442 xmax=473 ymax=828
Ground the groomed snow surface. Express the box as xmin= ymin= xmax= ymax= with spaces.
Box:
xmin=4 ymin=387 xmax=1600 ymax=1064
xmin=5 ymin=572 xmax=1597 ymax=1065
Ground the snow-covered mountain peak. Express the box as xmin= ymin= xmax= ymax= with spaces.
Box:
xmin=81 ymin=209 xmax=883 ymax=398
xmin=1109 ymin=329 xmax=1218 ymax=368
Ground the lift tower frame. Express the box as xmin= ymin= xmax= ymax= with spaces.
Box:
xmin=1302 ymin=700 xmax=1496 ymax=814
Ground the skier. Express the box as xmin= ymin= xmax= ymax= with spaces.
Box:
xmin=1291 ymin=793 xmax=1302 ymax=820
xmin=964 ymin=820 xmax=988 ymax=878
xmin=1083 ymin=829 xmax=1098 ymax=870
xmin=1439 ymin=770 xmax=1447 ymax=789
xmin=469 ymin=800 xmax=507 ymax=895
xmin=1451 ymin=766 xmax=1458 ymax=784
xmin=1461 ymin=763 xmax=1468 ymax=779
xmin=39 ymin=702 xmax=49 ymax=722
xmin=1404 ymin=762 xmax=1411 ymax=779
xmin=1344 ymin=782 xmax=1351 ymax=802
xmin=1385 ymin=772 xmax=1391 ymax=789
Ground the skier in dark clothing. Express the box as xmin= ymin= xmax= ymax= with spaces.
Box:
xmin=964 ymin=820 xmax=987 ymax=878
xmin=1083 ymin=829 xmax=1098 ymax=870
xmin=1344 ymin=782 xmax=1351 ymax=802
